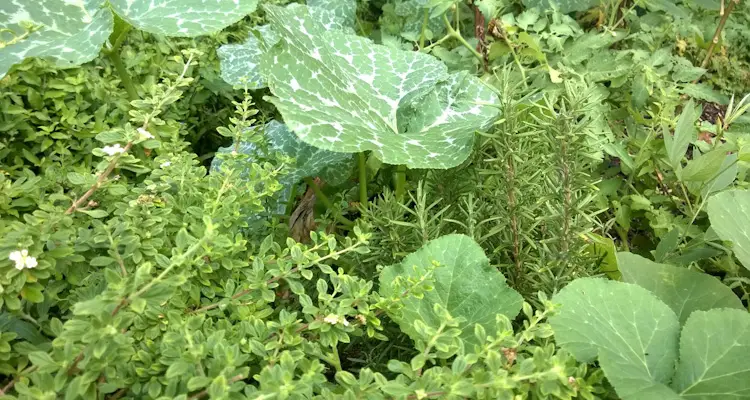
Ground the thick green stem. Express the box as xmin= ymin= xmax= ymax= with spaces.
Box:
xmin=304 ymin=178 xmax=354 ymax=227
xmin=442 ymin=14 xmax=483 ymax=61
xmin=109 ymin=50 xmax=138 ymax=101
xmin=418 ymin=9 xmax=429 ymax=49
xmin=107 ymin=17 xmax=138 ymax=102
xmin=357 ymin=152 xmax=368 ymax=205
xmin=394 ymin=165 xmax=406 ymax=200
xmin=285 ymin=184 xmax=299 ymax=216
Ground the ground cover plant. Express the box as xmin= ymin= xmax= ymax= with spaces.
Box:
xmin=1 ymin=0 xmax=750 ymax=399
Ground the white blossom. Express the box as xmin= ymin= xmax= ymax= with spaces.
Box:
xmin=8 ymin=249 xmax=37 ymax=270
xmin=102 ymin=144 xmax=125 ymax=156
xmin=160 ymin=161 xmax=171 ymax=168
xmin=323 ymin=313 xmax=349 ymax=326
xmin=137 ymin=127 xmax=154 ymax=140
xmin=323 ymin=314 xmax=339 ymax=325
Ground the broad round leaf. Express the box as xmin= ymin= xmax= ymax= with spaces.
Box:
xmin=0 ymin=0 xmax=114 ymax=78
xmin=109 ymin=0 xmax=258 ymax=37
xmin=707 ymin=189 xmax=750 ymax=272
xmin=672 ymin=309 xmax=750 ymax=398
xmin=550 ymin=278 xmax=681 ymax=399
xmin=618 ymin=252 xmax=743 ymax=325
xmin=379 ymin=234 xmax=523 ymax=349
xmin=260 ymin=4 xmax=500 ymax=169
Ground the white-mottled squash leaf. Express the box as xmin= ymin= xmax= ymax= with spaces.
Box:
xmin=0 ymin=0 xmax=114 ymax=78
xmin=260 ymin=4 xmax=499 ymax=168
xmin=672 ymin=309 xmax=750 ymax=398
xmin=550 ymin=278 xmax=681 ymax=400
xmin=308 ymin=0 xmax=357 ymax=31
xmin=707 ymin=189 xmax=750 ymax=272
xmin=218 ymin=25 xmax=279 ymax=89
xmin=379 ymin=234 xmax=523 ymax=349
xmin=218 ymin=1 xmax=353 ymax=89
xmin=109 ymin=0 xmax=258 ymax=37
xmin=617 ymin=252 xmax=743 ymax=325
xmin=211 ymin=120 xmax=352 ymax=216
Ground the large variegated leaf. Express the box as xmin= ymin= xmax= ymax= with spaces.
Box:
xmin=218 ymin=25 xmax=279 ymax=89
xmin=109 ymin=0 xmax=258 ymax=37
xmin=707 ymin=189 xmax=750 ymax=272
xmin=211 ymin=120 xmax=353 ymax=216
xmin=218 ymin=1 xmax=355 ymax=89
xmin=617 ymin=252 xmax=743 ymax=325
xmin=0 ymin=0 xmax=113 ymax=78
xmin=260 ymin=4 xmax=499 ymax=169
xmin=379 ymin=234 xmax=523 ymax=349
xmin=672 ymin=309 xmax=750 ymax=398
xmin=308 ymin=0 xmax=357 ymax=31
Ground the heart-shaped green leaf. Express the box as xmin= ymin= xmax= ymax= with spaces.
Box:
xmin=672 ymin=309 xmax=750 ymax=398
xmin=617 ymin=252 xmax=743 ymax=325
xmin=707 ymin=189 xmax=750 ymax=272
xmin=550 ymin=278 xmax=681 ymax=399
xmin=379 ymin=234 xmax=523 ymax=349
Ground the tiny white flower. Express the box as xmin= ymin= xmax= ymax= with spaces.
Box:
xmin=323 ymin=314 xmax=339 ymax=325
xmin=137 ymin=127 xmax=154 ymax=140
xmin=160 ymin=161 xmax=171 ymax=168
xmin=341 ymin=318 xmax=350 ymax=327
xmin=8 ymin=249 xmax=37 ymax=270
xmin=102 ymin=144 xmax=125 ymax=156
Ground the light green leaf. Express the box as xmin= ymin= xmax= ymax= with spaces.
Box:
xmin=707 ymin=189 xmax=750 ymax=272
xmin=379 ymin=234 xmax=523 ymax=349
xmin=550 ymin=278 xmax=681 ymax=399
xmin=680 ymin=146 xmax=728 ymax=182
xmin=664 ymin=100 xmax=700 ymax=170
xmin=0 ymin=0 xmax=114 ymax=78
xmin=109 ymin=0 xmax=257 ymax=37
xmin=522 ymin=0 xmax=599 ymax=13
xmin=617 ymin=252 xmax=742 ymax=325
xmin=672 ymin=309 xmax=750 ymax=398
xmin=260 ymin=4 xmax=499 ymax=168
xmin=701 ymin=153 xmax=737 ymax=197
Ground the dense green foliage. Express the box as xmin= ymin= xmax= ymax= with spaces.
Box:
xmin=1 ymin=0 xmax=750 ymax=399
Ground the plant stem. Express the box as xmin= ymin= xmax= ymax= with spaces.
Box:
xmin=442 ymin=14 xmax=484 ymax=61
xmin=358 ymin=152 xmax=368 ymax=205
xmin=394 ymin=165 xmax=406 ymax=200
xmin=108 ymin=50 xmax=138 ymax=101
xmin=418 ymin=9 xmax=429 ymax=49
xmin=608 ymin=0 xmax=626 ymax=27
xmin=66 ymin=141 xmax=133 ymax=214
xmin=303 ymin=177 xmax=354 ymax=226
xmin=698 ymin=0 xmax=740 ymax=72
xmin=285 ymin=184 xmax=299 ymax=215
